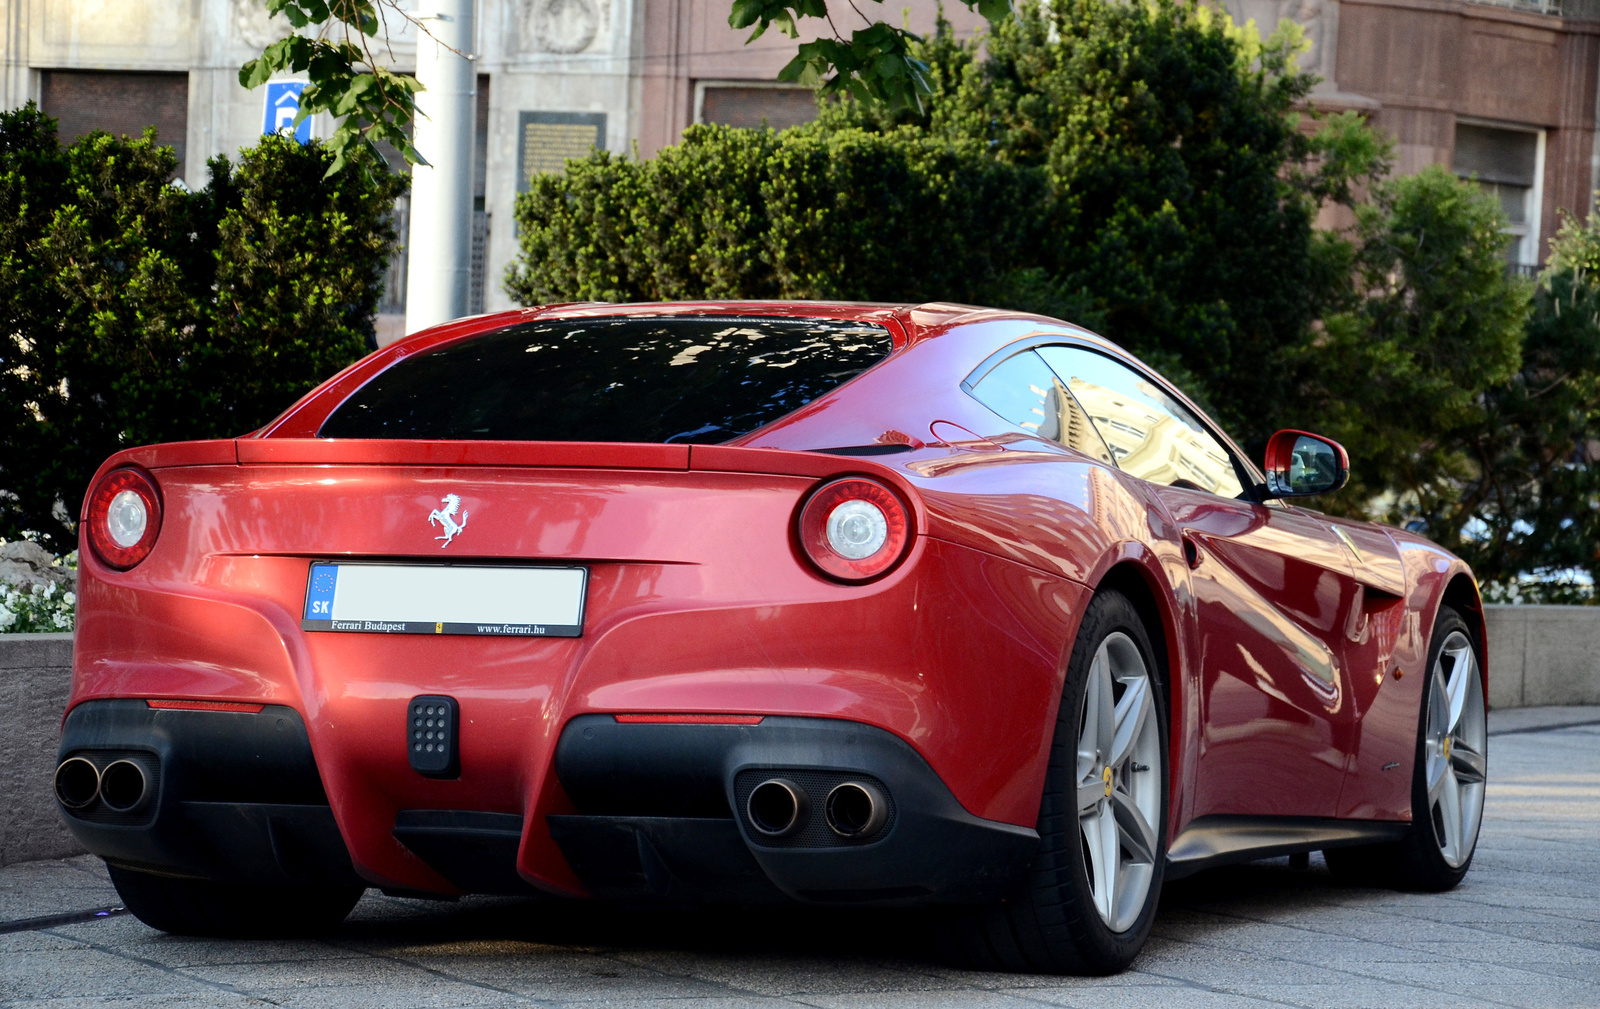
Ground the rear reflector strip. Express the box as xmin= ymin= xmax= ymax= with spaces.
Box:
xmin=613 ymin=713 xmax=765 ymax=725
xmin=146 ymin=699 xmax=265 ymax=713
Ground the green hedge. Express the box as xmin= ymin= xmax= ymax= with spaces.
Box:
xmin=506 ymin=124 xmax=1053 ymax=307
xmin=0 ymin=104 xmax=405 ymax=552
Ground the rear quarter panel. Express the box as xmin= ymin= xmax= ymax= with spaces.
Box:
xmin=746 ymin=314 xmax=1200 ymax=840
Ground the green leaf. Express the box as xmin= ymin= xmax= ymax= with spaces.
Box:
xmin=728 ymin=0 xmax=765 ymax=28
xmin=967 ymin=0 xmax=1014 ymax=24
xmin=238 ymin=57 xmax=273 ymax=89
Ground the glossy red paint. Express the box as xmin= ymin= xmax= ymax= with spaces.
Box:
xmin=68 ymin=299 xmax=1485 ymax=897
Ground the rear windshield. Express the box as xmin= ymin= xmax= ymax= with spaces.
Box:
xmin=318 ymin=316 xmax=895 ymax=443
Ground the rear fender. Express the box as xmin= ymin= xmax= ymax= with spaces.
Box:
xmin=1081 ymin=538 xmax=1195 ymax=841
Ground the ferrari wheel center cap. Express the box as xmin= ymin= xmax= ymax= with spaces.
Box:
xmin=1102 ymin=765 xmax=1113 ymax=797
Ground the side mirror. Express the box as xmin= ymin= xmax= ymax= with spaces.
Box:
xmin=1263 ymin=430 xmax=1349 ymax=498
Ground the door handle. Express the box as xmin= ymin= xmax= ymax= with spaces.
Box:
xmin=1181 ymin=533 xmax=1202 ymax=570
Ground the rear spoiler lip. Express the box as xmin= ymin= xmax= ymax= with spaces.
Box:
xmin=87 ymin=438 xmax=918 ymax=476
xmin=84 ymin=439 xmax=924 ymax=527
xmin=223 ymin=439 xmax=915 ymax=481
xmin=87 ymin=441 xmax=921 ymax=476
xmin=228 ymin=439 xmax=926 ymax=529
xmin=233 ymin=439 xmax=693 ymax=470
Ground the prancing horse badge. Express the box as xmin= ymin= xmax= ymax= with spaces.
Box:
xmin=427 ymin=493 xmax=469 ymax=548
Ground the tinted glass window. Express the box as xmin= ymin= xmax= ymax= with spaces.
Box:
xmin=319 ymin=316 xmax=894 ymax=443
xmin=1036 ymin=346 xmax=1245 ymax=498
xmin=967 ymin=350 xmax=1114 ymax=464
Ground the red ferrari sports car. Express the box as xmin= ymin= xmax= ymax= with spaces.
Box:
xmin=56 ymin=301 xmax=1488 ymax=973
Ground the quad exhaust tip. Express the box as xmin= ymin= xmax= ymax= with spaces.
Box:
xmin=98 ymin=760 xmax=150 ymax=813
xmin=53 ymin=756 xmax=101 ymax=810
xmin=54 ymin=757 xmax=151 ymax=813
xmin=825 ymin=781 xmax=888 ymax=839
xmin=747 ymin=778 xmax=810 ymax=837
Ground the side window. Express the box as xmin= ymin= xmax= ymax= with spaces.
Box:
xmin=967 ymin=350 xmax=1115 ymax=465
xmin=1036 ymin=346 xmax=1245 ymax=498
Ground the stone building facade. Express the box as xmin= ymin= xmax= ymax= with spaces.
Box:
xmin=1 ymin=0 xmax=1596 ymax=326
xmin=1229 ymin=0 xmax=1600 ymax=270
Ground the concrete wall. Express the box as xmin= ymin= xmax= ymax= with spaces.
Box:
xmin=1 ymin=606 xmax=1595 ymax=864
xmin=0 ymin=633 xmax=78 ymax=866
xmin=1484 ymin=604 xmax=1600 ymax=709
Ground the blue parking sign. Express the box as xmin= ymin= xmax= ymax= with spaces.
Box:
xmin=263 ymin=81 xmax=312 ymax=144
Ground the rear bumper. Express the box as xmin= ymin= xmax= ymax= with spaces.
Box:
xmin=58 ymin=702 xmax=1038 ymax=905
xmin=550 ymin=715 xmax=1040 ymax=905
xmin=57 ymin=700 xmax=363 ymax=888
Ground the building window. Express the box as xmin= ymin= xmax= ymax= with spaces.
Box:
xmin=39 ymin=70 xmax=189 ymax=178
xmin=695 ymin=83 xmax=817 ymax=131
xmin=1453 ymin=122 xmax=1544 ymax=271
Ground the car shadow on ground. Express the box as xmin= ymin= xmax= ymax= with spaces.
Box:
xmin=331 ymin=855 xmax=1365 ymax=963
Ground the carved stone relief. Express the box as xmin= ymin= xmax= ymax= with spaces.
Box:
xmin=1225 ymin=0 xmax=1338 ymax=90
xmin=232 ymin=0 xmax=282 ymax=51
xmin=523 ymin=0 xmax=609 ymax=54
xmin=1288 ymin=0 xmax=1327 ymax=76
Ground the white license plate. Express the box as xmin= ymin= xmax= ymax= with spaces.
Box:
xmin=301 ymin=563 xmax=587 ymax=637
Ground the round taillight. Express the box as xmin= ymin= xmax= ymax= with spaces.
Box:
xmin=86 ymin=467 xmax=162 ymax=570
xmin=798 ymin=477 xmax=912 ymax=582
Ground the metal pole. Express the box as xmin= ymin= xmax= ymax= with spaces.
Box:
xmin=405 ymin=0 xmax=475 ymax=335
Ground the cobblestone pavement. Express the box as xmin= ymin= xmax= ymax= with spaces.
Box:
xmin=2 ymin=709 xmax=1597 ymax=1008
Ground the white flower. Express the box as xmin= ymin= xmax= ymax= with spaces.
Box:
xmin=0 ymin=607 xmax=14 ymax=628
xmin=64 ymin=592 xmax=76 ymax=606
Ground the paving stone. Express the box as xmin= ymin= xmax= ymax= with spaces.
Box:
xmin=540 ymin=999 xmax=809 ymax=1009
xmin=251 ymin=980 xmax=536 ymax=1008
xmin=176 ymin=956 xmax=446 ymax=991
xmin=792 ymin=990 xmax=1064 ymax=1009
xmin=0 ymin=948 xmax=221 ymax=1001
xmin=1021 ymin=987 xmax=1285 ymax=1008
xmin=0 ymin=996 xmax=267 ymax=1008
xmin=1212 ymin=983 xmax=1506 ymax=1009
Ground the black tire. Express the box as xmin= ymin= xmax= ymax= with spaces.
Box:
xmin=938 ymin=589 xmax=1169 ymax=974
xmin=1324 ymin=605 xmax=1485 ymax=891
xmin=108 ymin=864 xmax=363 ymax=937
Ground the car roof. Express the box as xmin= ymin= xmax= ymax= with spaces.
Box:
xmin=384 ymin=301 xmax=1060 ymax=356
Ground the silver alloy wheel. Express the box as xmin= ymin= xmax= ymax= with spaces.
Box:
xmin=1076 ymin=631 xmax=1161 ymax=933
xmin=1426 ymin=629 xmax=1488 ymax=868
